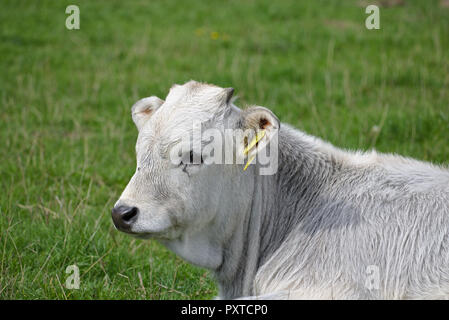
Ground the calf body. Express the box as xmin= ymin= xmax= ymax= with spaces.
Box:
xmin=231 ymin=125 xmax=449 ymax=299
xmin=113 ymin=81 xmax=449 ymax=299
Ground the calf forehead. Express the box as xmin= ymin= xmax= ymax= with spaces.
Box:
xmin=150 ymin=82 xmax=229 ymax=134
xmin=138 ymin=81 xmax=230 ymax=158
xmin=163 ymin=81 xmax=227 ymax=117
xmin=167 ymin=80 xmax=221 ymax=103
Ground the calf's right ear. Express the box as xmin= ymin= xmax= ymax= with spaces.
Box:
xmin=131 ymin=96 xmax=164 ymax=131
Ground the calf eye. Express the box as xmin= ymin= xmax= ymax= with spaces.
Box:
xmin=180 ymin=151 xmax=204 ymax=169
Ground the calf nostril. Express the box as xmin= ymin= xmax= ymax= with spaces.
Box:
xmin=122 ymin=207 xmax=138 ymax=222
xmin=111 ymin=205 xmax=139 ymax=231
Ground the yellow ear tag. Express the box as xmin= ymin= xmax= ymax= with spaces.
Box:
xmin=243 ymin=155 xmax=256 ymax=171
xmin=243 ymin=130 xmax=266 ymax=171
xmin=243 ymin=130 xmax=266 ymax=155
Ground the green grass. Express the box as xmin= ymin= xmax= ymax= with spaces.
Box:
xmin=1 ymin=0 xmax=449 ymax=299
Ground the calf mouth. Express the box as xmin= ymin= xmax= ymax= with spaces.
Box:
xmin=111 ymin=218 xmax=178 ymax=241
xmin=128 ymin=229 xmax=178 ymax=241
xmin=111 ymin=204 xmax=181 ymax=240
xmin=112 ymin=224 xmax=173 ymax=240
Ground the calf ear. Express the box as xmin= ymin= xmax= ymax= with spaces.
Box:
xmin=238 ymin=106 xmax=280 ymax=165
xmin=131 ymin=96 xmax=164 ymax=131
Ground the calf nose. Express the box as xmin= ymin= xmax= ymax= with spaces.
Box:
xmin=111 ymin=205 xmax=139 ymax=231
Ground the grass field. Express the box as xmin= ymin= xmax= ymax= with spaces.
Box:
xmin=1 ymin=0 xmax=448 ymax=299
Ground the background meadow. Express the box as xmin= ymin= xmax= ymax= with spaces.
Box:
xmin=1 ymin=0 xmax=448 ymax=299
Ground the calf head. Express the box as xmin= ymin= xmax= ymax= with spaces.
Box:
xmin=112 ymin=81 xmax=279 ymax=266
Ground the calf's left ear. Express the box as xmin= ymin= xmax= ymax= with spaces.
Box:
xmin=131 ymin=96 xmax=164 ymax=131
xmin=238 ymin=106 xmax=280 ymax=162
